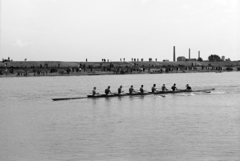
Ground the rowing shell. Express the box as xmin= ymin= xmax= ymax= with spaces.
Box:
xmin=52 ymin=88 xmax=214 ymax=101
xmin=87 ymin=88 xmax=215 ymax=98
xmin=52 ymin=97 xmax=87 ymax=101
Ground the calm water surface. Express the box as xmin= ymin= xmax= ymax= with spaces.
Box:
xmin=0 ymin=72 xmax=240 ymax=161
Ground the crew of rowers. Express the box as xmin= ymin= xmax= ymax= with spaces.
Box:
xmin=92 ymin=84 xmax=192 ymax=96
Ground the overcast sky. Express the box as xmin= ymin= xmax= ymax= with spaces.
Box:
xmin=0 ymin=0 xmax=239 ymax=61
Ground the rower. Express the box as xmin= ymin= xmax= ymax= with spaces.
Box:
xmin=140 ymin=85 xmax=144 ymax=93
xmin=92 ymin=87 xmax=99 ymax=96
xmin=162 ymin=84 xmax=168 ymax=91
xmin=129 ymin=85 xmax=136 ymax=94
xmin=151 ymin=84 xmax=158 ymax=93
xmin=118 ymin=85 xmax=124 ymax=94
xmin=105 ymin=86 xmax=112 ymax=95
xmin=186 ymin=84 xmax=192 ymax=90
xmin=171 ymin=83 xmax=178 ymax=91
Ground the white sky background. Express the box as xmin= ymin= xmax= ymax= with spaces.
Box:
xmin=0 ymin=0 xmax=239 ymax=61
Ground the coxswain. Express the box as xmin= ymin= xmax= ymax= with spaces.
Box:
xmin=140 ymin=85 xmax=144 ymax=93
xmin=118 ymin=85 xmax=124 ymax=94
xmin=129 ymin=85 xmax=136 ymax=94
xmin=171 ymin=83 xmax=178 ymax=91
xmin=186 ymin=84 xmax=192 ymax=90
xmin=151 ymin=84 xmax=158 ymax=93
xmin=162 ymin=84 xmax=168 ymax=91
xmin=92 ymin=87 xmax=99 ymax=96
xmin=105 ymin=86 xmax=112 ymax=95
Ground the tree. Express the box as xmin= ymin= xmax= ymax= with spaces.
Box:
xmin=197 ymin=57 xmax=203 ymax=61
xmin=208 ymin=55 xmax=221 ymax=61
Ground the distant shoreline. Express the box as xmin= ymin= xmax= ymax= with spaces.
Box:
xmin=0 ymin=60 xmax=239 ymax=77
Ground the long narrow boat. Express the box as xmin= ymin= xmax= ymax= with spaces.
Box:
xmin=87 ymin=88 xmax=215 ymax=98
xmin=52 ymin=88 xmax=214 ymax=101
xmin=52 ymin=97 xmax=86 ymax=101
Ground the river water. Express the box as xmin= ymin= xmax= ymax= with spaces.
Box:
xmin=0 ymin=72 xmax=240 ymax=161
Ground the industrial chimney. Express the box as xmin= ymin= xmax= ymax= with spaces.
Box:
xmin=189 ymin=48 xmax=191 ymax=60
xmin=173 ymin=46 xmax=176 ymax=62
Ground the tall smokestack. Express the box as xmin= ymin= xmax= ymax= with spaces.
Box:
xmin=173 ymin=46 xmax=175 ymax=62
xmin=198 ymin=51 xmax=200 ymax=58
xmin=0 ymin=0 xmax=1 ymax=58
xmin=189 ymin=48 xmax=191 ymax=60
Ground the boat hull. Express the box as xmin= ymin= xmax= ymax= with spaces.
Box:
xmin=52 ymin=88 xmax=215 ymax=101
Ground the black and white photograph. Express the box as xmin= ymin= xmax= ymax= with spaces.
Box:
xmin=0 ymin=0 xmax=239 ymax=160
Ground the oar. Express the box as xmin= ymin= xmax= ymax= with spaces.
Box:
xmin=149 ymin=88 xmax=165 ymax=97
xmin=119 ymin=90 xmax=125 ymax=94
xmin=107 ymin=92 xmax=117 ymax=95
xmin=129 ymin=90 xmax=139 ymax=94
xmin=52 ymin=97 xmax=87 ymax=101
xmin=134 ymin=90 xmax=149 ymax=94
xmin=159 ymin=95 xmax=166 ymax=97
xmin=143 ymin=90 xmax=150 ymax=93
xmin=203 ymin=91 xmax=211 ymax=93
xmin=176 ymin=88 xmax=185 ymax=91
xmin=89 ymin=92 xmax=100 ymax=95
xmin=113 ymin=92 xmax=125 ymax=95
xmin=203 ymin=88 xmax=215 ymax=93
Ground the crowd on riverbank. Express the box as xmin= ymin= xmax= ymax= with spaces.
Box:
xmin=0 ymin=60 xmax=240 ymax=77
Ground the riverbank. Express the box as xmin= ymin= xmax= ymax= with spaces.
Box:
xmin=0 ymin=60 xmax=240 ymax=77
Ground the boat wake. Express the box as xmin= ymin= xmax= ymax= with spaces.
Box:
xmin=210 ymin=91 xmax=226 ymax=95
xmin=175 ymin=93 xmax=195 ymax=96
